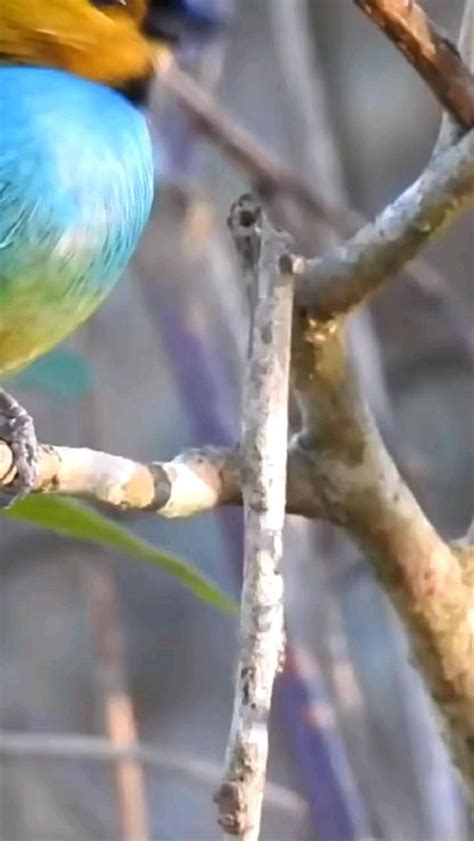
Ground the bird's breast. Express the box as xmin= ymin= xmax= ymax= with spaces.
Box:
xmin=0 ymin=66 xmax=154 ymax=375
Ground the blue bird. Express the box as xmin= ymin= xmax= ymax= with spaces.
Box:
xmin=0 ymin=0 xmax=221 ymax=501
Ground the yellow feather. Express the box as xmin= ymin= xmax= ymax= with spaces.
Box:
xmin=0 ymin=0 xmax=168 ymax=87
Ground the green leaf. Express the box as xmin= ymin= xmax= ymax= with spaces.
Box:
xmin=6 ymin=347 xmax=95 ymax=400
xmin=4 ymin=495 xmax=236 ymax=614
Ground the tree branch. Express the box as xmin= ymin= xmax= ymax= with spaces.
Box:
xmin=290 ymin=311 xmax=474 ymax=795
xmin=287 ymin=128 xmax=474 ymax=319
xmin=0 ymin=440 xmax=323 ymax=520
xmin=436 ymin=0 xmax=474 ymax=151
xmin=1 ymin=3 xmax=472 ymax=805
xmin=0 ymin=441 xmax=240 ymax=517
xmin=214 ymin=216 xmax=294 ymax=839
xmin=352 ymin=0 xmax=474 ymax=128
xmin=288 ymin=2 xmax=474 ymax=759
xmin=214 ymin=186 xmax=474 ymax=801
xmin=158 ymin=57 xmax=474 ymax=356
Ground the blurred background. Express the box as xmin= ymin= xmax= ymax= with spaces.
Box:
xmin=1 ymin=1 xmax=473 ymax=839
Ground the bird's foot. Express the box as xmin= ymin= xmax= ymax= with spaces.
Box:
xmin=0 ymin=390 xmax=38 ymax=508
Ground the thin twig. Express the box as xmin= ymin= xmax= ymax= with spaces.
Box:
xmin=287 ymin=129 xmax=474 ymax=319
xmin=214 ymin=217 xmax=294 ymax=839
xmin=83 ymin=566 xmax=150 ymax=841
xmin=0 ymin=732 xmax=305 ymax=818
xmin=269 ymin=0 xmax=347 ymax=202
xmin=0 ymin=441 xmax=241 ymax=516
xmin=0 ymin=439 xmax=322 ymax=520
xmin=159 ymin=60 xmax=348 ymax=231
xmin=352 ymin=0 xmax=474 ymax=128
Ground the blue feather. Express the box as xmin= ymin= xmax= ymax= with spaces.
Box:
xmin=0 ymin=66 xmax=154 ymax=375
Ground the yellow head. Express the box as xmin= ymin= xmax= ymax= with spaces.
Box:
xmin=0 ymin=0 xmax=171 ymax=90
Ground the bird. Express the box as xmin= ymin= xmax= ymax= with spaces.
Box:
xmin=0 ymin=0 xmax=221 ymax=502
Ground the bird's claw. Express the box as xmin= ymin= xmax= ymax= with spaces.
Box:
xmin=0 ymin=390 xmax=38 ymax=508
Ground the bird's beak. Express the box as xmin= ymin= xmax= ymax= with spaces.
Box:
xmin=142 ymin=3 xmax=225 ymax=44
